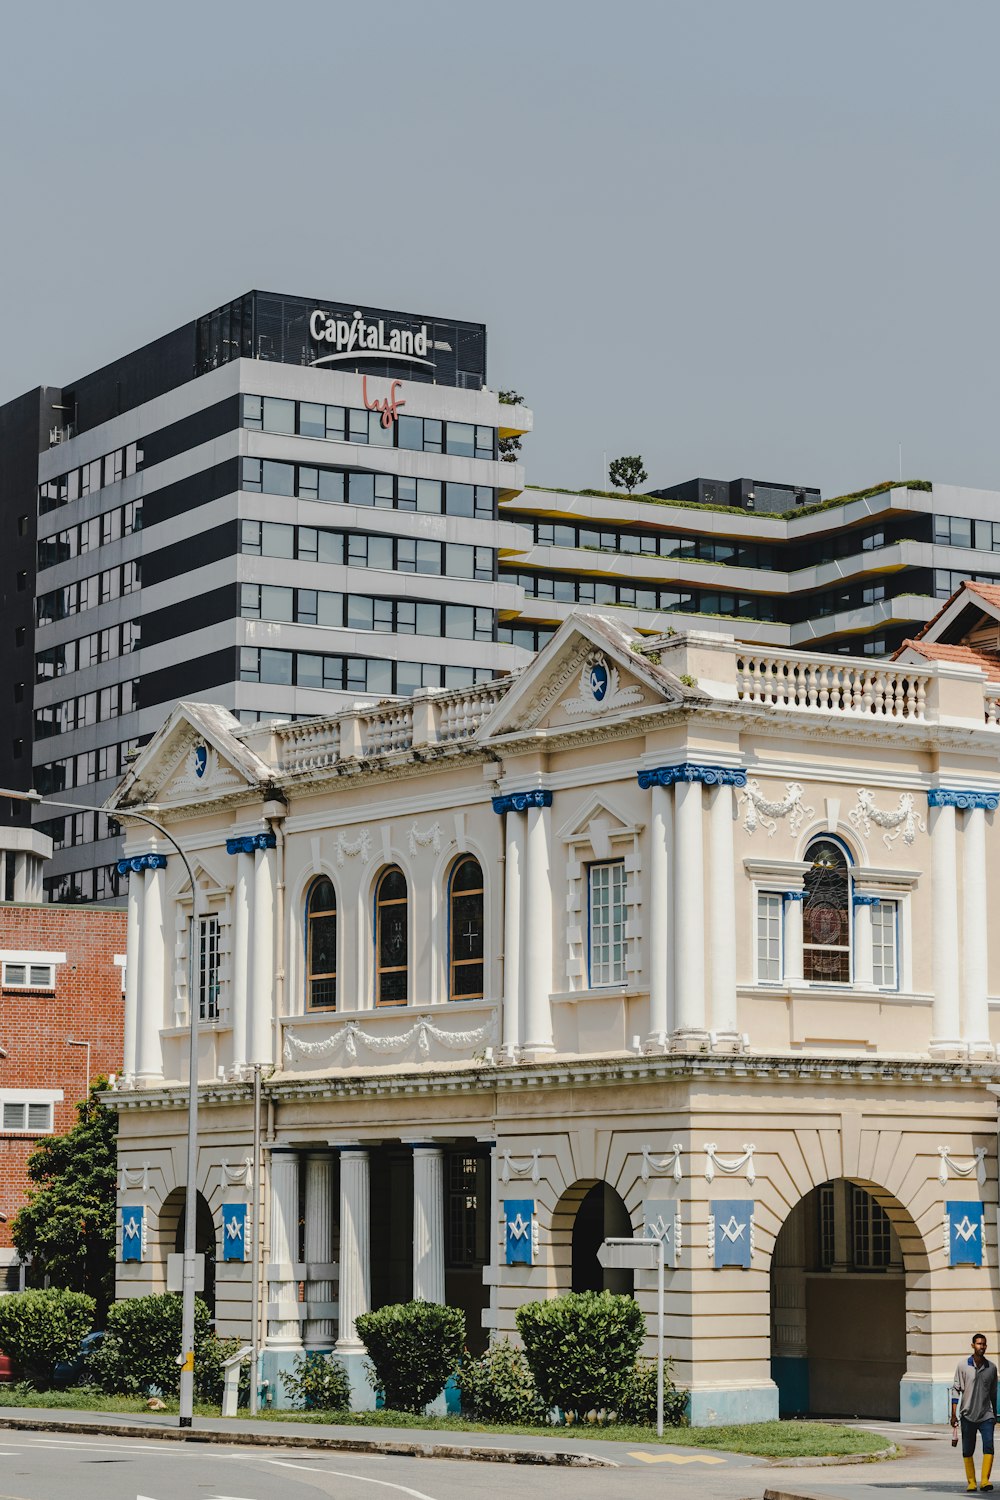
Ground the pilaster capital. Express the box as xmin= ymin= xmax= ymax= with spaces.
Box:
xmin=491 ymin=790 xmax=553 ymax=814
xmin=115 ymin=853 xmax=168 ymax=875
xmin=638 ymin=763 xmax=747 ymax=790
xmin=927 ymin=788 xmax=999 ymax=811
xmin=226 ymin=831 xmax=278 ymax=854
xmin=852 ymin=894 xmax=881 ymax=907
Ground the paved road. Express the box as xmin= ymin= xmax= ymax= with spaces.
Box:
xmin=0 ymin=1428 xmax=768 ymax=1500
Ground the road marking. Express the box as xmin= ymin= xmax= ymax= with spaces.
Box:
xmin=628 ymin=1451 xmax=728 ymax=1464
xmin=269 ymin=1458 xmax=442 ymax=1499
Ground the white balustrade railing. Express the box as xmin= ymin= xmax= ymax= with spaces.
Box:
xmin=985 ymin=689 xmax=1000 ymax=727
xmin=736 ymin=652 xmax=929 ymax=721
xmin=360 ymin=703 xmax=414 ymax=755
xmin=437 ymin=683 xmax=508 ymax=742
xmin=276 ymin=718 xmax=341 ymax=773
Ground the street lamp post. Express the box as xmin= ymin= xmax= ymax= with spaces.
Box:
xmin=0 ymin=787 xmax=202 ymax=1428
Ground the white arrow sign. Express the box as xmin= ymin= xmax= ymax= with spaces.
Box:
xmin=597 ymin=1236 xmax=662 ymax=1270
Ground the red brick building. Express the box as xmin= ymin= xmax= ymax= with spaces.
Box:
xmin=0 ymin=879 xmax=125 ymax=1283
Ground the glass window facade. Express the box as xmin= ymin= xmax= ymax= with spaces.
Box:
xmin=589 ymin=861 xmax=627 ymax=986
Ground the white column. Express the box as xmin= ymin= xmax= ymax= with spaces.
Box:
xmin=136 ymin=863 xmax=166 ymax=1082
xmin=249 ymin=845 xmax=275 ymax=1066
xmin=854 ymin=898 xmax=875 ymax=987
xmin=962 ymin=804 xmax=990 ymax=1051
xmin=267 ymin=1150 xmax=301 ymax=1348
xmin=647 ymin=784 xmax=671 ymax=1046
xmin=304 ymin=1152 xmax=335 ymax=1348
xmin=784 ymin=893 xmax=805 ymax=984
xmin=707 ymin=783 xmax=738 ymax=1042
xmin=521 ymin=800 xmax=554 ymax=1056
xmin=12 ymin=853 xmax=27 ymax=903
xmin=412 ymin=1145 xmax=446 ymax=1305
xmin=502 ymin=812 xmax=523 ymax=1058
xmin=673 ymin=778 xmax=707 ymax=1038
xmin=336 ymin=1148 xmax=370 ymax=1351
xmin=929 ymin=801 xmax=962 ymax=1050
xmin=122 ymin=872 xmax=141 ymax=1079
xmin=231 ymin=852 xmax=253 ymax=1072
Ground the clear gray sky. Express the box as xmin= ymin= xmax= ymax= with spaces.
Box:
xmin=1 ymin=0 xmax=997 ymax=498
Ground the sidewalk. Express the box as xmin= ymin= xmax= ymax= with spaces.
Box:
xmin=0 ymin=1404 xmax=771 ymax=1470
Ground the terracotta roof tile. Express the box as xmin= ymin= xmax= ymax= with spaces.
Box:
xmin=894 ymin=638 xmax=1000 ymax=682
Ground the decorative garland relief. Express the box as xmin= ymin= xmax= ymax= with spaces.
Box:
xmin=848 ymin=788 xmax=926 ymax=849
xmin=284 ymin=1015 xmax=495 ymax=1062
xmin=739 ymin=780 xmax=814 ymax=838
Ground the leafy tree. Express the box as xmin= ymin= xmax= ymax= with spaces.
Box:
xmin=498 ymin=388 xmax=525 ymax=462
xmin=609 ymin=454 xmax=648 ymax=494
xmin=12 ymin=1080 xmax=117 ymax=1320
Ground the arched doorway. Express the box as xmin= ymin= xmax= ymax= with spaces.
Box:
xmin=556 ymin=1181 xmax=634 ymax=1295
xmin=159 ymin=1188 xmax=217 ymax=1319
xmin=771 ymin=1180 xmax=909 ymax=1420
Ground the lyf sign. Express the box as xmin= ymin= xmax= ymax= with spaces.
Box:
xmin=362 ymin=376 xmax=405 ymax=429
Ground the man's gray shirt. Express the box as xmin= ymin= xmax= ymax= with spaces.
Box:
xmin=954 ymin=1356 xmax=998 ymax=1422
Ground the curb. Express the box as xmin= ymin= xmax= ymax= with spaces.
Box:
xmin=770 ymin=1442 xmax=899 ymax=1467
xmin=0 ymin=1414 xmax=615 ymax=1468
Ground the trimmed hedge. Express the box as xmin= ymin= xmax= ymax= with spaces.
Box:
xmin=356 ymin=1301 xmax=464 ymax=1412
xmin=516 ymin=1290 xmax=644 ymax=1417
xmin=87 ymin=1293 xmax=212 ymax=1397
xmin=0 ymin=1288 xmax=95 ymax=1387
xmin=457 ymin=1337 xmax=548 ymax=1424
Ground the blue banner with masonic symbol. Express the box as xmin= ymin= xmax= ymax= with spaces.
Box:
xmin=947 ymin=1201 xmax=984 ymax=1267
xmin=222 ymin=1203 xmax=248 ymax=1262
xmin=121 ymin=1205 xmax=144 ymax=1262
xmin=711 ymin=1199 xmax=753 ymax=1268
xmin=505 ymin=1199 xmax=534 ymax=1264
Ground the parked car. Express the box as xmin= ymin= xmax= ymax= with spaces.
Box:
xmin=52 ymin=1330 xmax=103 ymax=1388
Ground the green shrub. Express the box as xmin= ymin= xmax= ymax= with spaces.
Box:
xmin=515 ymin=1291 xmax=645 ymax=1418
xmin=87 ymin=1293 xmax=211 ymax=1397
xmin=617 ymin=1357 xmax=688 ymax=1426
xmin=456 ymin=1337 xmax=549 ymax=1424
xmin=282 ymin=1350 xmax=351 ymax=1411
xmin=355 ymin=1301 xmax=465 ymax=1412
xmin=0 ymin=1288 xmax=95 ymax=1387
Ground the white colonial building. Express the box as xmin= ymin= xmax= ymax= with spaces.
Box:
xmin=105 ymin=590 xmax=1000 ymax=1423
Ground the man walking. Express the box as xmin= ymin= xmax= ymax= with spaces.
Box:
xmin=953 ymin=1333 xmax=998 ymax=1491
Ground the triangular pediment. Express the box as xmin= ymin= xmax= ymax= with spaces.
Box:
xmin=109 ymin=701 xmax=272 ymax=813
xmin=479 ymin=610 xmax=694 ymax=740
xmin=558 ymin=793 xmax=641 ymax=850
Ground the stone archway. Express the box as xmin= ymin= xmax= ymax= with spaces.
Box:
xmin=770 ymin=1178 xmax=921 ymax=1420
xmin=552 ymin=1180 xmax=634 ymax=1296
xmin=158 ymin=1187 xmax=218 ymax=1318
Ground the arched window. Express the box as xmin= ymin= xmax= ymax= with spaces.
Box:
xmin=803 ymin=838 xmax=851 ymax=982
xmin=375 ymin=866 xmax=408 ymax=1006
xmin=307 ymin=878 xmax=337 ymax=1009
xmin=450 ymin=856 xmax=484 ymax=1000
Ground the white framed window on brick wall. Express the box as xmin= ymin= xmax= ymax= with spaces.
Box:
xmin=588 ymin=860 xmax=627 ymax=987
xmin=0 ymin=1090 xmax=62 ymax=1134
xmin=0 ymin=951 xmax=64 ymax=992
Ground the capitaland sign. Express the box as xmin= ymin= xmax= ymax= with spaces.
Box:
xmin=309 ymin=308 xmax=433 ymax=368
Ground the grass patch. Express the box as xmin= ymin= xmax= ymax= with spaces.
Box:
xmin=249 ymin=1411 xmax=890 ymax=1455
xmin=0 ymin=1388 xmax=219 ymax=1417
xmin=0 ymin=1392 xmax=892 ymax=1459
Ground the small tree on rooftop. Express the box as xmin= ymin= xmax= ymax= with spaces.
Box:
xmin=498 ymin=389 xmax=524 ymax=462
xmin=609 ymin=454 xmax=648 ymax=494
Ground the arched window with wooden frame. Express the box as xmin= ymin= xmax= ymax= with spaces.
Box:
xmin=802 ymin=837 xmax=852 ymax=983
xmin=449 ymin=856 xmax=484 ymax=1001
xmin=306 ymin=877 xmax=337 ymax=1009
xmin=375 ymin=866 xmax=408 ymax=1006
